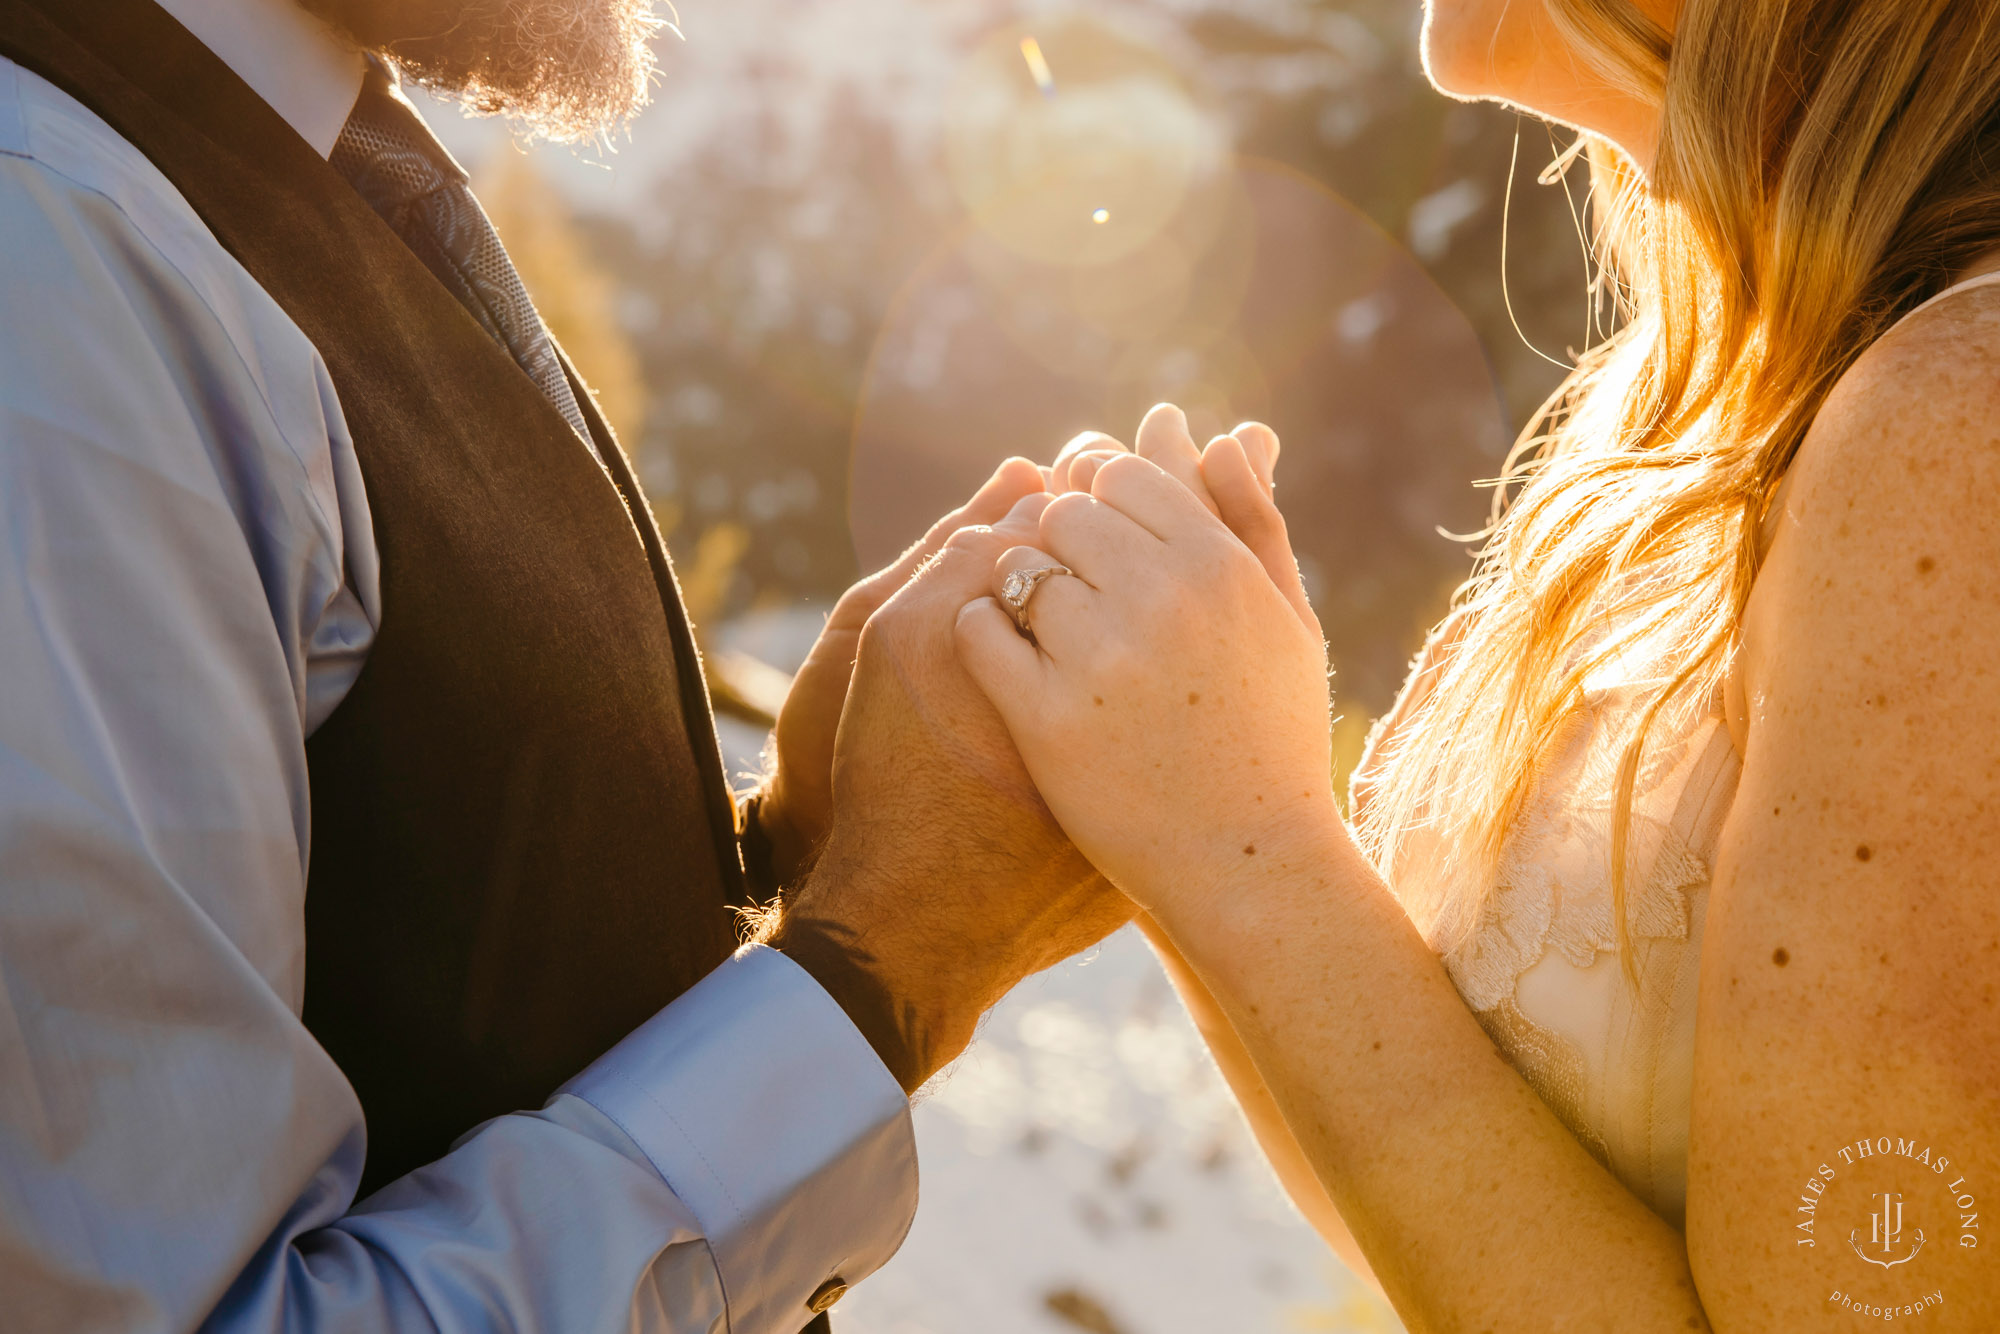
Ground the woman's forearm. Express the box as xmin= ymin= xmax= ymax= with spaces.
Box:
xmin=1155 ymin=823 xmax=1710 ymax=1334
xmin=1136 ymin=916 xmax=1386 ymax=1296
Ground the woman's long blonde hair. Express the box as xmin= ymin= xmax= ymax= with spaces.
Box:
xmin=1353 ymin=0 xmax=2000 ymax=961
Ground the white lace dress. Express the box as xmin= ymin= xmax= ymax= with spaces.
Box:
xmin=1427 ymin=270 xmax=2000 ymax=1228
xmin=1437 ymin=686 xmax=1739 ymax=1228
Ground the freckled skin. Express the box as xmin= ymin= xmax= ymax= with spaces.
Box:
xmin=947 ymin=8 xmax=2000 ymax=1329
xmin=1692 ymin=290 xmax=2000 ymax=1328
xmin=985 ymin=234 xmax=2000 ymax=1334
xmin=964 ymin=429 xmax=1716 ymax=1320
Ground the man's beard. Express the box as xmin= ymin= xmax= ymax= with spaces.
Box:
xmin=301 ymin=0 xmax=665 ymax=143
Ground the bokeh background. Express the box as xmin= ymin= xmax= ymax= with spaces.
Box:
xmin=425 ymin=1 xmax=1588 ymax=1329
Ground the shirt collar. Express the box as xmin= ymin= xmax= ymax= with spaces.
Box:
xmin=152 ymin=0 xmax=366 ymax=158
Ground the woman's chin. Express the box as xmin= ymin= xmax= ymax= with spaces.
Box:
xmin=1418 ymin=0 xmax=1505 ymax=101
xmin=1418 ymin=16 xmax=1660 ymax=171
xmin=1417 ymin=21 xmax=1516 ymax=106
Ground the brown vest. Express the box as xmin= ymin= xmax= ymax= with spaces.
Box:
xmin=0 ymin=0 xmax=749 ymax=1195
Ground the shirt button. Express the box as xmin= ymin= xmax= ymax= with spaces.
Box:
xmin=807 ymin=1278 xmax=849 ymax=1314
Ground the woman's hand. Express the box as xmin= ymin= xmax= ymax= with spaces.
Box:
xmin=1050 ymin=402 xmax=1274 ymax=507
xmin=953 ymin=442 xmax=1342 ymax=917
xmin=760 ymin=403 xmax=1287 ymax=890
xmin=1054 ymin=404 xmax=1313 ymax=626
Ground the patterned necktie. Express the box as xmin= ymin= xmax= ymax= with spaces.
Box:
xmin=331 ymin=64 xmax=596 ymax=451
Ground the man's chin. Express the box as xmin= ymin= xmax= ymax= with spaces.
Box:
xmin=300 ymin=0 xmax=663 ymax=143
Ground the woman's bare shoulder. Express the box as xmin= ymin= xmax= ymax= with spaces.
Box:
xmin=1776 ymin=282 xmax=2000 ymax=555
xmin=1741 ymin=281 xmax=2000 ymax=755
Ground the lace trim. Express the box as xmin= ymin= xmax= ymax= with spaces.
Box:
xmin=1443 ymin=687 xmax=1713 ymax=1014
xmin=1470 ymin=995 xmax=1611 ymax=1172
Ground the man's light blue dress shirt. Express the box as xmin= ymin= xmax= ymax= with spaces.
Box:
xmin=0 ymin=4 xmax=919 ymax=1329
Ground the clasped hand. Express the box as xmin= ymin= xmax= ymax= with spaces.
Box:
xmin=757 ymin=404 xmax=1346 ymax=1092
xmin=955 ymin=406 xmax=1347 ymax=921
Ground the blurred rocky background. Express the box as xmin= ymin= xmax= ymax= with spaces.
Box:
xmin=428 ymin=0 xmax=1589 ymax=1327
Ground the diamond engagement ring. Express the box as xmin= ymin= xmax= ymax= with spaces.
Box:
xmin=999 ymin=563 xmax=1073 ymax=634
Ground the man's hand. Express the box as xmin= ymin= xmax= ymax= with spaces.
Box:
xmin=755 ymin=458 xmax=1048 ymax=887
xmin=760 ymin=494 xmax=1132 ymax=1091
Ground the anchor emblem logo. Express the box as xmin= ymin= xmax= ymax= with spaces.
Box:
xmin=1849 ymin=1191 xmax=1926 ymax=1269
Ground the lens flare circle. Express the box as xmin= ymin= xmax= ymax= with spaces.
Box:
xmin=851 ymin=161 xmax=1510 ymax=710
xmin=946 ymin=19 xmax=1225 ymax=268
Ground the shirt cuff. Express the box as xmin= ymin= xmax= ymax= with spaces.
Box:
xmin=562 ymin=943 xmax=917 ymax=1334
